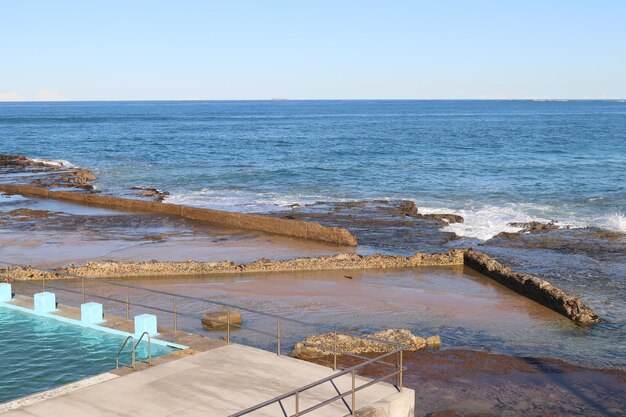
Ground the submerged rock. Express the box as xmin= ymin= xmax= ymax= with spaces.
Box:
xmin=290 ymin=329 xmax=440 ymax=359
xmin=201 ymin=309 xmax=242 ymax=331
xmin=5 ymin=208 xmax=59 ymax=219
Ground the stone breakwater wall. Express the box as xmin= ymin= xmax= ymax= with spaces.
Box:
xmin=463 ymin=249 xmax=600 ymax=326
xmin=2 ymin=251 xmax=465 ymax=280
xmin=0 ymin=184 xmax=357 ymax=246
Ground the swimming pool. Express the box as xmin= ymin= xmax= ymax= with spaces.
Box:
xmin=0 ymin=307 xmax=176 ymax=404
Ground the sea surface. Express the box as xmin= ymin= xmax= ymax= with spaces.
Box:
xmin=1 ymin=100 xmax=625 ymax=240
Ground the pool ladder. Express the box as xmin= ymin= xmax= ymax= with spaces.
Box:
xmin=116 ymin=332 xmax=152 ymax=371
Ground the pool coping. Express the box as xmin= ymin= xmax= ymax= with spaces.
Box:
xmin=0 ymin=373 xmax=119 ymax=414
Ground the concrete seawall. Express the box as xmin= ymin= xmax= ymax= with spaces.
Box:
xmin=463 ymin=249 xmax=600 ymax=326
xmin=0 ymin=184 xmax=358 ymax=246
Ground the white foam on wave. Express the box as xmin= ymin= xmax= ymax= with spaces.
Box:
xmin=417 ymin=202 xmax=587 ymax=241
xmin=165 ymin=189 xmax=624 ymax=240
xmin=604 ymin=212 xmax=626 ymax=233
xmin=164 ymin=188 xmax=323 ymax=213
xmin=29 ymin=158 xmax=75 ymax=168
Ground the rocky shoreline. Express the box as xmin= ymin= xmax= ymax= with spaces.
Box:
xmin=0 ymin=154 xmax=609 ymax=327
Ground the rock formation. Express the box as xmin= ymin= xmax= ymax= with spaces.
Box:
xmin=290 ymin=329 xmax=441 ymax=359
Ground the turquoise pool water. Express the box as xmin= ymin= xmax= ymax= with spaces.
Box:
xmin=0 ymin=307 xmax=176 ymax=404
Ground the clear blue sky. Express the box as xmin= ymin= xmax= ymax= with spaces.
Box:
xmin=1 ymin=1 xmax=625 ymax=100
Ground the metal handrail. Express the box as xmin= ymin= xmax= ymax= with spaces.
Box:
xmin=115 ymin=333 xmax=152 ymax=371
xmin=134 ymin=331 xmax=152 ymax=367
xmin=230 ymin=347 xmax=405 ymax=417
xmin=116 ymin=335 xmax=135 ymax=370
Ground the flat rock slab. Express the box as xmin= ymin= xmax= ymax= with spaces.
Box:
xmin=4 ymin=344 xmax=408 ymax=417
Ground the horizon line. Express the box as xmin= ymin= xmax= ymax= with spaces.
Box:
xmin=1 ymin=98 xmax=625 ymax=104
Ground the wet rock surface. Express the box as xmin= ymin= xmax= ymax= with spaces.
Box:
xmin=290 ymin=329 xmax=440 ymax=359
xmin=304 ymin=349 xmax=626 ymax=417
xmin=486 ymin=227 xmax=626 ymax=263
xmin=270 ymin=199 xmax=463 ymax=254
xmin=506 ymin=220 xmax=562 ymax=233
xmin=130 ymin=186 xmax=171 ymax=202
xmin=5 ymin=208 xmax=60 ymax=219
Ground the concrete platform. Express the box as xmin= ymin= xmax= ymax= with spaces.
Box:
xmin=3 ymin=344 xmax=414 ymax=417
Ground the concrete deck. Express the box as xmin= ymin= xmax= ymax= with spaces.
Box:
xmin=4 ymin=344 xmax=413 ymax=417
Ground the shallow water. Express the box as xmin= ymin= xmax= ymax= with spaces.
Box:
xmin=12 ymin=268 xmax=624 ymax=370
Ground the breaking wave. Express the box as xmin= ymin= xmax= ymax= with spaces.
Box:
xmin=605 ymin=212 xmax=626 ymax=233
xmin=165 ymin=189 xmax=625 ymax=241
xmin=165 ymin=188 xmax=323 ymax=213
xmin=29 ymin=158 xmax=75 ymax=168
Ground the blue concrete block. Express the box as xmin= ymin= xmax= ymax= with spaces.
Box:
xmin=0 ymin=283 xmax=12 ymax=302
xmin=34 ymin=292 xmax=56 ymax=313
xmin=81 ymin=302 xmax=103 ymax=324
xmin=134 ymin=314 xmax=158 ymax=336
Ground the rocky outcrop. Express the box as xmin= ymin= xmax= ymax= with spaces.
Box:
xmin=419 ymin=213 xmax=464 ymax=224
xmin=1 ymin=153 xmax=97 ymax=191
xmin=463 ymin=249 xmax=600 ymax=326
xmin=508 ymin=220 xmax=561 ymax=232
xmin=290 ymin=329 xmax=440 ymax=359
xmin=131 ymin=186 xmax=171 ymax=202
xmin=1 ymin=250 xmax=465 ymax=280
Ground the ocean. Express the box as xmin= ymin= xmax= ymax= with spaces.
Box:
xmin=1 ymin=100 xmax=625 ymax=369
xmin=1 ymin=100 xmax=624 ymax=240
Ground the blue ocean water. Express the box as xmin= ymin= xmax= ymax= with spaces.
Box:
xmin=1 ymin=100 xmax=625 ymax=239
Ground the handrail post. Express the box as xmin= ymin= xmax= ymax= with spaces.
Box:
xmin=333 ymin=331 xmax=337 ymax=370
xmin=132 ymin=343 xmax=136 ymax=371
xmin=295 ymin=391 xmax=300 ymax=417
xmin=173 ymin=296 xmax=177 ymax=331
xmin=399 ymin=349 xmax=403 ymax=392
xmin=81 ymin=277 xmax=85 ymax=304
xmin=226 ymin=306 xmax=231 ymax=343
xmin=147 ymin=334 xmax=152 ymax=366
xmin=276 ymin=317 xmax=281 ymax=356
xmin=351 ymin=369 xmax=356 ymax=416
